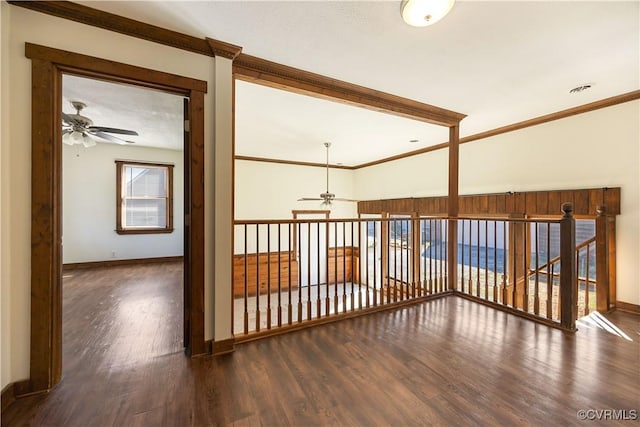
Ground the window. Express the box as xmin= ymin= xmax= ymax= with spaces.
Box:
xmin=115 ymin=161 xmax=174 ymax=234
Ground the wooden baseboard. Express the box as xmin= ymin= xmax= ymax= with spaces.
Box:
xmin=212 ymin=338 xmax=236 ymax=356
xmin=235 ymin=291 xmax=454 ymax=344
xmin=63 ymin=256 xmax=184 ymax=270
xmin=454 ymin=292 xmax=576 ymax=332
xmin=2 ymin=379 xmax=34 ymax=411
xmin=615 ymin=301 xmax=640 ymax=315
xmin=1 ymin=382 xmax=16 ymax=412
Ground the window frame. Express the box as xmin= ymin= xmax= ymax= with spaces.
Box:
xmin=115 ymin=160 xmax=174 ymax=235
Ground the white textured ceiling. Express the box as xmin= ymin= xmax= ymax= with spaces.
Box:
xmin=62 ymin=74 xmax=185 ymax=150
xmin=71 ymin=1 xmax=639 ymax=165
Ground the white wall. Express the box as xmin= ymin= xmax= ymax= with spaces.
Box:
xmin=355 ymin=100 xmax=640 ymax=306
xmin=458 ymin=101 xmax=639 ymax=305
xmin=0 ymin=4 xmax=221 ymax=389
xmin=234 ymin=160 xmax=357 ymax=255
xmin=235 ymin=160 xmax=356 ymax=220
xmin=0 ymin=0 xmax=10 ymax=393
xmin=354 ymin=147 xmax=449 ymax=200
xmin=62 ymin=143 xmax=183 ymax=263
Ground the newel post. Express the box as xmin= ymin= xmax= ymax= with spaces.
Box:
xmin=560 ymin=202 xmax=577 ymax=330
xmin=595 ymin=205 xmax=610 ymax=312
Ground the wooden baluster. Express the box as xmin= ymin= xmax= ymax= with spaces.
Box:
xmin=434 ymin=219 xmax=439 ymax=293
xmin=595 ymin=205 xmax=610 ymax=312
xmin=441 ymin=219 xmax=446 ymax=293
xmin=307 ymin=222 xmax=311 ymax=321
xmin=436 ymin=219 xmax=440 ymax=293
xmin=267 ymin=225 xmax=271 ymax=329
xmin=419 ymin=219 xmax=423 ymax=296
xmin=297 ymin=223 xmax=303 ymax=323
xmin=256 ymin=225 xmax=260 ymax=332
xmin=476 ymin=220 xmax=481 ymax=297
xmin=461 ymin=218 xmax=465 ymax=293
xmin=502 ymin=220 xmax=507 ymax=306
xmin=363 ymin=222 xmax=369 ymax=308
xmin=510 ymin=220 xmax=517 ymax=309
xmin=493 ymin=221 xmax=498 ymax=303
xmin=443 ymin=220 xmax=448 ymax=291
xmin=343 ymin=222 xmax=347 ymax=312
xmin=546 ymin=223 xmax=552 ymax=320
xmin=277 ymin=224 xmax=282 ymax=327
xmin=523 ymin=220 xmax=528 ymax=312
xmin=387 ymin=220 xmax=391 ymax=303
xmin=429 ymin=219 xmax=437 ymax=294
xmin=288 ymin=223 xmax=293 ymax=326
xmin=560 ymin=203 xmax=577 ymax=330
xmin=357 ymin=220 xmax=362 ymax=309
xmin=352 ymin=221 xmax=357 ymax=310
xmin=394 ymin=219 xmax=399 ymax=302
xmin=243 ymin=224 xmax=248 ymax=335
xmin=317 ymin=222 xmax=322 ymax=318
xmin=298 ymin=223 xmax=303 ymax=323
xmin=372 ymin=220 xmax=378 ymax=306
xmin=534 ymin=222 xmax=540 ymax=316
xmin=468 ymin=220 xmax=473 ymax=294
xmin=334 ymin=222 xmax=339 ymax=315
xmin=553 ymin=263 xmax=559 ymax=321
xmin=584 ymin=243 xmax=590 ymax=315
xmin=395 ymin=221 xmax=405 ymax=300
xmin=484 ymin=220 xmax=489 ymax=300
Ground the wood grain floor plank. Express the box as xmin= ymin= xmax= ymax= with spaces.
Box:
xmin=2 ymin=262 xmax=638 ymax=426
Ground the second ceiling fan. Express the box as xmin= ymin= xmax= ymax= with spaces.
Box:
xmin=62 ymin=100 xmax=139 ymax=147
xmin=298 ymin=142 xmax=357 ymax=207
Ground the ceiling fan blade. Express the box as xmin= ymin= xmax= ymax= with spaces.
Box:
xmin=298 ymin=198 xmax=324 ymax=201
xmin=62 ymin=112 xmax=76 ymax=125
xmin=333 ymin=198 xmax=359 ymax=202
xmin=89 ymin=130 xmax=129 ymax=145
xmin=88 ymin=126 xmax=138 ymax=136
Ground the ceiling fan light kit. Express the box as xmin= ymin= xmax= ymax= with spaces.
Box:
xmin=401 ymin=0 xmax=456 ymax=27
xmin=61 ymin=100 xmax=139 ymax=147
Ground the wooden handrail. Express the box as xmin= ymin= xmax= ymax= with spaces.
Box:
xmin=234 ymin=216 xmax=561 ymax=226
xmin=530 ymin=236 xmax=596 ymax=274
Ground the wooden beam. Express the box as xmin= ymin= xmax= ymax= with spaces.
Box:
xmin=447 ymin=125 xmax=459 ymax=290
xmin=595 ymin=206 xmax=610 ymax=312
xmin=559 ymin=203 xmax=577 ymax=330
xmin=234 ymin=54 xmax=465 ymax=127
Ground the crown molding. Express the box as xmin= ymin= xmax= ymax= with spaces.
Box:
xmin=206 ymin=38 xmax=242 ymax=60
xmin=235 ymin=155 xmax=355 ymax=170
xmin=10 ymin=1 xmax=213 ymax=56
xmin=353 ymin=90 xmax=640 ymax=169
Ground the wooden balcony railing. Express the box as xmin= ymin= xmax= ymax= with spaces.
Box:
xmin=233 ymin=217 xmax=451 ymax=338
xmin=233 ymin=203 xmax=593 ymax=338
xmin=454 ymin=208 xmax=574 ymax=328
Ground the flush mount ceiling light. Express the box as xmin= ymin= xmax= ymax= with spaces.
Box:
xmin=401 ymin=0 xmax=456 ymax=27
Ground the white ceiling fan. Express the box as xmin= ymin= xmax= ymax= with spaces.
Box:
xmin=298 ymin=142 xmax=358 ymax=207
xmin=62 ymin=100 xmax=139 ymax=147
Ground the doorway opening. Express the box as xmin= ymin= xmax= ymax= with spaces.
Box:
xmin=61 ymin=74 xmax=187 ymax=370
xmin=26 ymin=43 xmax=207 ymax=394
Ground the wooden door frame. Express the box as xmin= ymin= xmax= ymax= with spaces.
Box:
xmin=24 ymin=43 xmax=207 ymax=394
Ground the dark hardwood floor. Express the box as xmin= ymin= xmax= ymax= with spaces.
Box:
xmin=2 ymin=262 xmax=639 ymax=426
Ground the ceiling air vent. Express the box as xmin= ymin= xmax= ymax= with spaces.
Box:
xmin=569 ymin=84 xmax=593 ymax=94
